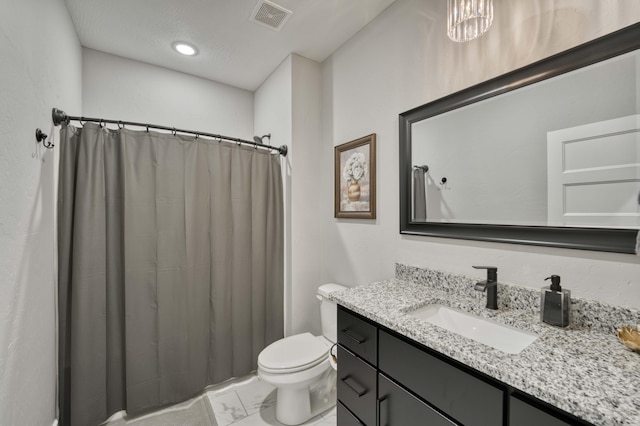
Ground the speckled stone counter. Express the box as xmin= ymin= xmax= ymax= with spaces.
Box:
xmin=329 ymin=264 xmax=640 ymax=426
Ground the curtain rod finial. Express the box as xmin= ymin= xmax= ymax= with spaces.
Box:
xmin=52 ymin=108 xmax=68 ymax=126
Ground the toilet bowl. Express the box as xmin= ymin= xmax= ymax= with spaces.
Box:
xmin=257 ymin=283 xmax=346 ymax=425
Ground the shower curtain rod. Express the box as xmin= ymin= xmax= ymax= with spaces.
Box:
xmin=51 ymin=108 xmax=288 ymax=157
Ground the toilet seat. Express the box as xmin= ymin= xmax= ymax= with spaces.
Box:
xmin=258 ymin=333 xmax=329 ymax=374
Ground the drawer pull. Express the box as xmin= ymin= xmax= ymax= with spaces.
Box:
xmin=378 ymin=397 xmax=389 ymax=426
xmin=342 ymin=329 xmax=366 ymax=344
xmin=342 ymin=376 xmax=367 ymax=397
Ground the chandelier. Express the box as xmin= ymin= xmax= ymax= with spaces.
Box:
xmin=447 ymin=0 xmax=494 ymax=42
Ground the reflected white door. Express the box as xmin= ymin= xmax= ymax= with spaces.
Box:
xmin=547 ymin=115 xmax=640 ymax=228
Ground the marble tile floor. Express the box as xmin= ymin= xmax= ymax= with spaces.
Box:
xmin=206 ymin=374 xmax=336 ymax=426
xmin=103 ymin=373 xmax=336 ymax=426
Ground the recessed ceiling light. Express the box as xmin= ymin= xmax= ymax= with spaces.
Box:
xmin=172 ymin=42 xmax=198 ymax=56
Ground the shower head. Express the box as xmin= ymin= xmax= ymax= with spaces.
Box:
xmin=253 ymin=134 xmax=271 ymax=144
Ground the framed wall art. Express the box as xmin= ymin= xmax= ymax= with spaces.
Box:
xmin=334 ymin=134 xmax=376 ymax=219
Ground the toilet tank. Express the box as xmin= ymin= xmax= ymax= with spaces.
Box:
xmin=317 ymin=283 xmax=347 ymax=343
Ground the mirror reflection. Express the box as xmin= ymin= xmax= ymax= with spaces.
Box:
xmin=411 ymin=50 xmax=640 ymax=229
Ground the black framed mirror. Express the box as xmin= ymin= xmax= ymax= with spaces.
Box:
xmin=399 ymin=23 xmax=640 ymax=254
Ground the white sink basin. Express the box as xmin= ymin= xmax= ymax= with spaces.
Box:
xmin=408 ymin=304 xmax=538 ymax=354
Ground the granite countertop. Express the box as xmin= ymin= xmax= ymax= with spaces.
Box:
xmin=329 ymin=264 xmax=640 ymax=426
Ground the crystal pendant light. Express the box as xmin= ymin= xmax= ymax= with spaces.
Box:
xmin=447 ymin=0 xmax=494 ymax=42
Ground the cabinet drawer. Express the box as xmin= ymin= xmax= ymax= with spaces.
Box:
xmin=509 ymin=395 xmax=576 ymax=426
xmin=337 ymin=401 xmax=365 ymax=426
xmin=379 ymin=330 xmax=503 ymax=426
xmin=337 ymin=345 xmax=377 ymax=426
xmin=337 ymin=306 xmax=377 ymax=365
xmin=378 ymin=373 xmax=455 ymax=426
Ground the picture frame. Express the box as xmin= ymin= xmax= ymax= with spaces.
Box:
xmin=334 ymin=134 xmax=376 ymax=219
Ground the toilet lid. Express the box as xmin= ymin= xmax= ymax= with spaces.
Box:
xmin=258 ymin=333 xmax=328 ymax=373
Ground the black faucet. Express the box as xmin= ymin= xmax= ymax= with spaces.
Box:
xmin=473 ymin=266 xmax=498 ymax=310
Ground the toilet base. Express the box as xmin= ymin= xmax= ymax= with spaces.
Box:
xmin=276 ymin=386 xmax=311 ymax=425
xmin=260 ymin=364 xmax=336 ymax=425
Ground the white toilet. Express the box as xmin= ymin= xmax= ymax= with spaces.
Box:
xmin=257 ymin=283 xmax=346 ymax=425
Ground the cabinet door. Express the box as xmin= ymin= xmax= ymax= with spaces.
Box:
xmin=337 ymin=345 xmax=377 ymax=426
xmin=337 ymin=402 xmax=365 ymax=426
xmin=378 ymin=374 xmax=455 ymax=426
xmin=338 ymin=306 xmax=378 ymax=365
xmin=509 ymin=395 xmax=577 ymax=426
xmin=379 ymin=330 xmax=503 ymax=426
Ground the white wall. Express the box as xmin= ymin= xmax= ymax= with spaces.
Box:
xmin=254 ymin=56 xmax=294 ymax=334
xmin=318 ymin=0 xmax=640 ymax=307
xmin=290 ymin=55 xmax=323 ymax=336
xmin=83 ymin=48 xmax=254 ymax=139
xmin=0 ymin=0 xmax=82 ymax=424
xmin=254 ymin=54 xmax=323 ymax=336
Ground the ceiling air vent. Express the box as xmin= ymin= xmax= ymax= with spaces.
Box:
xmin=249 ymin=0 xmax=293 ymax=31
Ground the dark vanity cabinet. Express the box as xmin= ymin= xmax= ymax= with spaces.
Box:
xmin=379 ymin=330 xmax=502 ymax=426
xmin=336 ymin=305 xmax=592 ymax=426
xmin=377 ymin=374 xmax=454 ymax=426
xmin=337 ymin=345 xmax=376 ymax=426
xmin=336 ymin=307 xmax=378 ymax=426
xmin=508 ymin=395 xmax=577 ymax=426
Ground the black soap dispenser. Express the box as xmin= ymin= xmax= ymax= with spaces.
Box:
xmin=540 ymin=275 xmax=570 ymax=327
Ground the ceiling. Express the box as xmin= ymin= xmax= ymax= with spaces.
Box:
xmin=64 ymin=0 xmax=397 ymax=92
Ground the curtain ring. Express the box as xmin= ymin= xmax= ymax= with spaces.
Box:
xmin=172 ymin=128 xmax=177 ymax=136
xmin=99 ymin=119 xmax=105 ymax=128
xmin=146 ymin=124 xmax=150 ymax=133
xmin=79 ymin=117 xmax=85 ymax=126
xmin=195 ymin=132 xmax=199 ymax=139
xmin=117 ymin=121 xmax=124 ymax=129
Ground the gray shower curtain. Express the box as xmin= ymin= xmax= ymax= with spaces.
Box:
xmin=57 ymin=123 xmax=284 ymax=426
